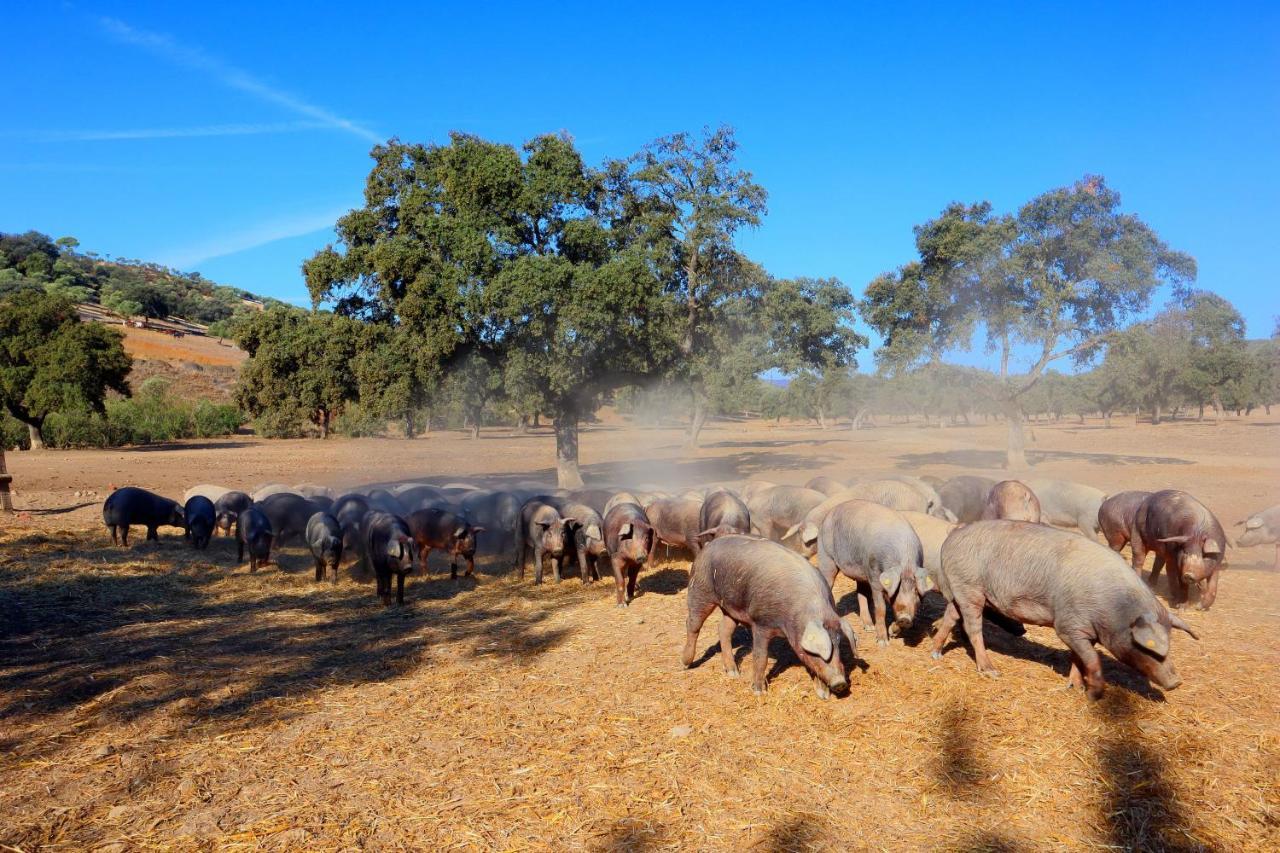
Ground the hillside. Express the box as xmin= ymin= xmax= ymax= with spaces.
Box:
xmin=0 ymin=229 xmax=282 ymax=328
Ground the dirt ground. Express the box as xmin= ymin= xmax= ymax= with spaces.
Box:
xmin=1 ymin=415 xmax=1278 ymax=850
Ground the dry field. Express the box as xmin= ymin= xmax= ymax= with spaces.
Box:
xmin=1 ymin=415 xmax=1278 ymax=850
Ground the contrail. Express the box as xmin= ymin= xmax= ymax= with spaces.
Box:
xmin=156 ymin=207 xmax=349 ymax=269
xmin=97 ymin=16 xmax=382 ymax=144
xmin=7 ymin=122 xmax=335 ymax=142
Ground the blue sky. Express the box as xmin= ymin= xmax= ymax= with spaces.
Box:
xmin=3 ymin=2 xmax=1277 ymax=370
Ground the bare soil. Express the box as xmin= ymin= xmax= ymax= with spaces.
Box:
xmin=1 ymin=415 xmax=1278 ymax=850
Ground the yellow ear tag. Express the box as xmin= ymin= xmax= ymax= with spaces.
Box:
xmin=882 ymin=576 xmax=893 ymax=588
xmin=1145 ymin=639 xmax=1156 ymax=648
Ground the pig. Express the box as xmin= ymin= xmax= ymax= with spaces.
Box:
xmin=545 ymin=500 xmax=608 ymax=583
xmin=295 ymin=484 xmax=334 ymax=500
xmin=183 ymin=495 xmax=216 ymax=550
xmin=566 ymin=488 xmax=616 ymax=514
xmin=460 ymin=489 xmax=523 ymax=558
xmin=360 ymin=510 xmax=419 ymax=605
xmin=815 ymin=500 xmax=933 ymax=647
xmin=980 ymin=480 xmax=1041 ymax=523
xmin=681 ymin=534 xmax=857 ymax=698
xmin=1024 ymin=478 xmax=1106 ymax=538
xmin=252 ymin=483 xmax=297 ymax=502
xmin=308 ymin=494 xmax=334 ymax=513
xmin=646 ymin=497 xmax=707 ymax=557
xmin=103 ymin=487 xmax=186 ymax=546
xmin=898 ymin=510 xmax=956 ymax=580
xmin=394 ymin=484 xmax=449 ymax=511
xmin=881 ymin=474 xmax=957 ymax=521
xmin=938 ymin=475 xmax=997 ymax=523
xmin=698 ymin=489 xmax=753 ymax=545
xmin=1133 ymin=490 xmax=1227 ymax=611
xmin=214 ymin=490 xmax=252 ymax=536
xmin=737 ymin=481 xmax=778 ymax=503
xmin=365 ymin=488 xmax=406 ymax=515
xmin=256 ymin=492 xmax=321 ymax=548
xmin=1098 ymin=490 xmax=1152 ymax=554
xmin=746 ymin=485 xmax=827 ymax=543
xmin=1236 ymin=504 xmax=1280 ymax=570
xmin=603 ymin=502 xmax=656 ymax=606
xmin=782 ymin=493 xmax=852 ymax=557
xmin=306 ymin=512 xmax=344 ymax=583
xmin=517 ymin=499 xmax=575 ymax=584
xmin=920 ymin=475 xmax=946 ymax=490
xmin=603 ymin=490 xmax=642 ymax=515
xmin=236 ymin=506 xmax=274 ymax=572
xmin=678 ymin=488 xmax=708 ymax=503
xmin=406 ymin=507 xmax=484 ymax=579
xmin=804 ymin=475 xmax=847 ymax=497
xmin=843 ymin=479 xmax=942 ymax=518
xmin=184 ymin=483 xmax=231 ymax=504
xmin=932 ymin=520 xmax=1199 ymax=699
xmin=332 ymin=493 xmax=371 ymax=550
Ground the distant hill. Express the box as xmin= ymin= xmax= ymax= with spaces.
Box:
xmin=0 ymin=229 xmax=284 ymax=328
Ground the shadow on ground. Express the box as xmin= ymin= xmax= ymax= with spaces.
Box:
xmin=894 ymin=448 xmax=1194 ymax=469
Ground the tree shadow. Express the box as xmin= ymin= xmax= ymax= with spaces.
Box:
xmin=0 ymin=532 xmax=575 ymax=762
xmin=947 ymin=831 xmax=1026 ymax=852
xmin=932 ymin=697 xmax=991 ymax=800
xmin=758 ymin=814 xmax=828 ymax=851
xmin=894 ymin=449 xmax=1193 ymax=469
xmin=19 ymin=501 xmax=98 ymax=516
xmin=638 ymin=566 xmax=690 ymax=596
xmin=1092 ymin=692 xmax=1206 ymax=852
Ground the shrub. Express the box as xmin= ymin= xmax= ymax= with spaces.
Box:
xmin=252 ymin=408 xmax=307 ymax=439
xmin=332 ymin=403 xmax=386 ymax=438
xmin=36 ymin=387 xmax=245 ymax=448
xmin=1 ymin=412 xmax=30 ymax=450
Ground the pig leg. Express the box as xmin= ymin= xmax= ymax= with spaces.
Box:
xmin=533 ymin=545 xmax=545 ymax=585
xmin=931 ymin=601 xmax=962 ymax=660
xmin=957 ymin=595 xmax=1000 ymax=678
xmin=1147 ymin=553 xmax=1165 ymax=590
xmin=1129 ymin=537 xmax=1147 ymax=572
xmin=109 ymin=525 xmax=118 ymax=546
xmin=611 ymin=557 xmax=627 ymax=607
xmin=816 ymin=548 xmax=839 ymax=587
xmin=1059 ymin=632 xmax=1105 ymax=699
xmin=718 ymin=613 xmax=741 ymax=677
xmin=396 ymin=572 xmax=406 ymax=606
xmin=749 ymin=629 xmax=770 ymax=695
xmin=856 ymin=589 xmax=875 ymax=632
xmin=626 ymin=566 xmax=640 ymax=602
xmin=147 ymin=525 xmax=158 ymax=542
xmin=314 ymin=557 xmax=324 ymax=583
xmin=870 ymin=581 xmax=891 ymax=648
xmin=466 ymin=554 xmax=476 ymax=577
xmin=552 ymin=555 xmax=562 ymax=584
xmin=1166 ymin=564 xmax=1189 ymax=609
xmin=517 ymin=535 xmax=528 ymax=579
xmin=681 ymin=596 xmax=717 ymax=667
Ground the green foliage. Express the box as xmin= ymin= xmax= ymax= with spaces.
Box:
xmin=38 ymin=386 xmax=242 ymax=449
xmin=331 ymin=402 xmax=386 ymax=437
xmin=0 ymin=230 xmax=279 ymax=324
xmin=0 ymin=289 xmax=133 ymax=445
xmin=235 ymin=307 xmax=362 ymax=437
xmin=1 ymin=411 xmax=29 ymax=450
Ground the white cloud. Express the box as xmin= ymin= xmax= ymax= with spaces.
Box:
xmin=156 ymin=208 xmax=347 ymax=269
xmin=97 ymin=16 xmax=382 ymax=144
xmin=7 ymin=121 xmax=334 ymax=142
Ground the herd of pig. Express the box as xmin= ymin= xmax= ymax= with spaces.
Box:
xmin=98 ymin=473 xmax=1280 ymax=701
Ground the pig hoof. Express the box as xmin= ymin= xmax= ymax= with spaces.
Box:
xmin=616 ymin=602 xmax=628 ymax=609
xmin=930 ymin=650 xmax=943 ymax=661
xmin=751 ymin=682 xmax=767 ymax=696
xmin=876 ymin=639 xmax=888 ymax=649
xmin=722 ymin=665 xmax=740 ymax=678
xmin=813 ymin=681 xmax=831 ymax=700
xmin=978 ymin=667 xmax=1001 ymax=680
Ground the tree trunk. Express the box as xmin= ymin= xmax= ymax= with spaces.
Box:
xmin=1152 ymin=402 xmax=1161 ymax=425
xmin=27 ymin=422 xmax=45 ymax=451
xmin=554 ymin=411 xmax=584 ymax=488
xmin=470 ymin=411 xmax=481 ymax=440
xmin=423 ymin=411 xmax=433 ymax=434
xmin=532 ymin=413 xmax=541 ymax=429
xmin=404 ymin=411 xmax=416 ymax=439
xmin=515 ymin=414 xmax=528 ymax=435
xmin=816 ymin=405 xmax=827 ymax=431
xmin=1004 ymin=400 xmax=1027 ymax=470
xmin=850 ymin=406 xmax=869 ymax=432
xmin=318 ymin=409 xmax=330 ymax=439
xmin=0 ymin=447 xmax=12 ymax=512
xmin=1212 ymin=391 xmax=1223 ymax=424
xmin=686 ymin=387 xmax=708 ymax=448
xmin=1103 ymin=411 xmax=1112 ymax=429
xmin=1197 ymin=402 xmax=1204 ymax=421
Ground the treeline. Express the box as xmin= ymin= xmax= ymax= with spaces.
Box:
xmin=0 ymin=230 xmax=281 ymax=326
xmin=233 ymin=128 xmax=863 ymax=485
xmin=0 ymin=290 xmax=243 ymax=450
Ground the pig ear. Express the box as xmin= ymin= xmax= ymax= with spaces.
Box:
xmin=879 ymin=569 xmax=902 ymax=597
xmin=800 ymin=621 xmax=834 ymax=661
xmin=839 ymin=616 xmax=858 ymax=654
xmin=586 ymin=524 xmax=601 ymax=540
xmin=454 ymin=526 xmax=467 ymax=539
xmin=1203 ymin=538 xmax=1223 ymax=556
xmin=782 ymin=523 xmax=802 ymax=541
xmin=802 ymin=523 xmax=819 ymax=547
xmin=1131 ymin=613 xmax=1170 ymax=658
xmin=1157 ymin=535 xmax=1191 ymax=544
xmin=1167 ymin=611 xmax=1200 ymax=640
xmin=916 ymin=569 xmax=936 ymax=593
xmin=561 ymin=516 xmax=576 ymax=526
xmin=1243 ymin=517 xmax=1262 ymax=530
xmin=619 ymin=522 xmax=633 ymax=538
xmin=472 ymin=526 xmax=486 ymax=534
xmin=696 ymin=527 xmax=720 ymax=545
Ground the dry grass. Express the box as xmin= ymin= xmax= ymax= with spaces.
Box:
xmin=2 ymin=522 xmax=1277 ymax=851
